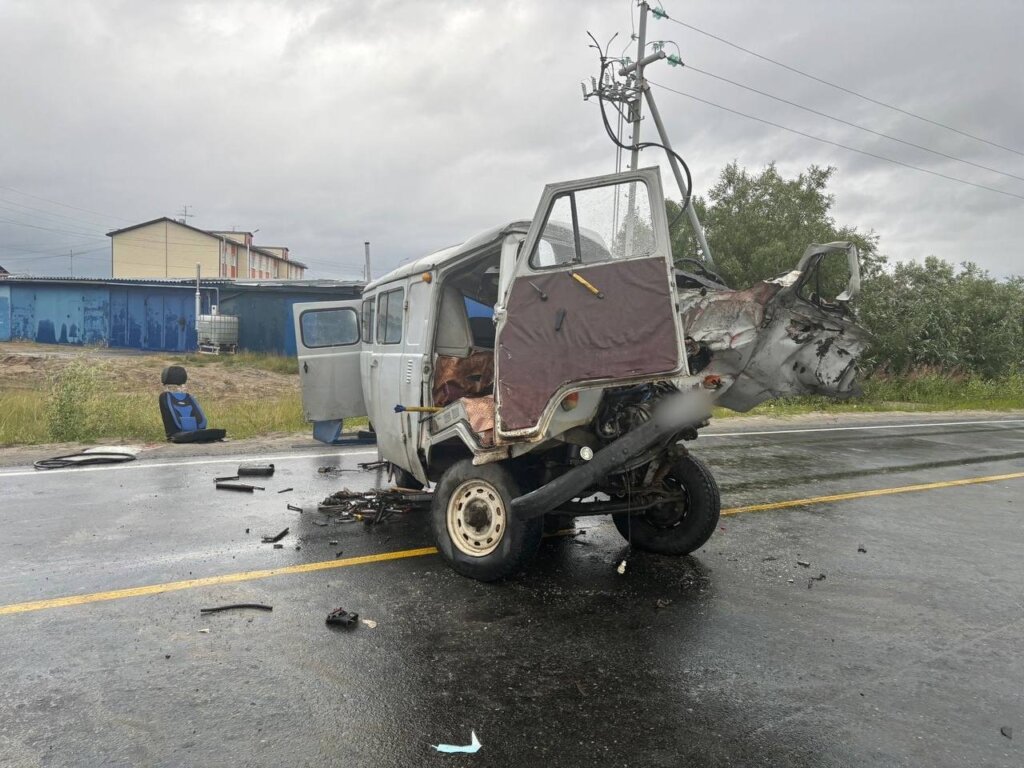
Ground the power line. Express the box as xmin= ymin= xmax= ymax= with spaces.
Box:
xmin=648 ymin=80 xmax=1024 ymax=202
xmin=684 ymin=65 xmax=1024 ymax=185
xmin=655 ymin=11 xmax=1024 ymax=157
xmin=0 ymin=185 xmax=133 ymax=222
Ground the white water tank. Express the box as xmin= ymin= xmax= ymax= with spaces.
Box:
xmin=197 ymin=314 xmax=239 ymax=346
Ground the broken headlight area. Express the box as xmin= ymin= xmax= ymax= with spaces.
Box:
xmin=676 ymin=242 xmax=869 ymax=412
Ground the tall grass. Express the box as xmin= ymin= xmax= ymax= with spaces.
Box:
xmin=169 ymin=351 xmax=299 ymax=375
xmin=0 ymin=379 xmax=308 ymax=446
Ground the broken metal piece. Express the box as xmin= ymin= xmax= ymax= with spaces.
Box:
xmin=325 ymin=607 xmax=359 ymax=628
xmin=797 ymin=560 xmax=811 ymax=568
xmin=200 ymin=604 xmax=273 ymax=614
xmin=238 ymin=462 xmax=275 ymax=477
xmin=857 ymin=545 xmax=867 ymax=553
xmin=273 ymin=543 xmax=284 ymax=549
xmin=357 ymin=460 xmax=388 ymax=471
xmin=262 ymin=528 xmax=289 ymax=543
xmin=286 ymin=504 xmax=303 ymax=512
xmin=214 ymin=475 xmax=240 ymax=483
xmin=277 ymin=487 xmax=294 ymax=494
xmin=217 ymin=482 xmax=264 ymax=492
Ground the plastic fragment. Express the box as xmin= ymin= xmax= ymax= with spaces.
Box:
xmin=361 ymin=619 xmax=377 ymax=629
xmin=432 ymin=731 xmax=481 ymax=754
xmin=326 ymin=607 xmax=359 ymax=628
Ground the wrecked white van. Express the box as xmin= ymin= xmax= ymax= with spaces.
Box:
xmin=294 ymin=167 xmax=866 ymax=580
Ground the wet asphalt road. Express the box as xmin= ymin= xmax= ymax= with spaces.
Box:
xmin=1 ymin=416 xmax=1022 ymax=767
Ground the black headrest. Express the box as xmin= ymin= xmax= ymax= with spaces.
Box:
xmin=161 ymin=366 xmax=188 ymax=385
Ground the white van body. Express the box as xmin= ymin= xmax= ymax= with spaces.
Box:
xmin=293 ymin=167 xmax=866 ymax=580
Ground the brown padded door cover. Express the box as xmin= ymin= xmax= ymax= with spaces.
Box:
xmin=497 ymin=256 xmax=680 ymax=432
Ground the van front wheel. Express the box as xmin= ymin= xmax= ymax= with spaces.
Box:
xmin=430 ymin=460 xmax=543 ymax=581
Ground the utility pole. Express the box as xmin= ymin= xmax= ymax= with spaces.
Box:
xmin=364 ymin=241 xmax=371 ymax=283
xmin=177 ymin=204 xmax=194 ymax=224
xmin=69 ymin=248 xmax=73 ymax=278
xmin=586 ymin=1 xmax=714 ymax=267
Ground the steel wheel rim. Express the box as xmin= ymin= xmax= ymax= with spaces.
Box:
xmin=447 ymin=479 xmax=506 ymax=557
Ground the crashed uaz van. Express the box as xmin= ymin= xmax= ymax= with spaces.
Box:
xmin=294 ymin=167 xmax=866 ymax=580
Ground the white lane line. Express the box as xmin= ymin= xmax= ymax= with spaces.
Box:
xmin=0 ymin=449 xmax=379 ymax=479
xmin=702 ymin=418 xmax=1024 ymax=438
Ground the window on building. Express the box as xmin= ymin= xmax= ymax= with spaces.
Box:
xmin=375 ymin=288 xmax=404 ymax=344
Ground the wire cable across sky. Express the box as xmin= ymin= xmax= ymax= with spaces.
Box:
xmin=648 ymin=80 xmax=1024 ymax=202
xmin=655 ymin=9 xmax=1024 ymax=157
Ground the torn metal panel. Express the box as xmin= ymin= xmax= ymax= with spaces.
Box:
xmin=679 ymin=242 xmax=868 ymax=412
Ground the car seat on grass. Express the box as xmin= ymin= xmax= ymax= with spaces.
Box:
xmin=158 ymin=366 xmax=227 ymax=443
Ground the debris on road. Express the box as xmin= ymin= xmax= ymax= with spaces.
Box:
xmin=200 ymin=604 xmax=273 ymax=614
xmin=797 ymin=560 xmax=811 ymax=568
xmin=807 ymin=573 xmax=827 ymax=589
xmin=655 ymin=598 xmax=672 ymax=610
xmin=273 ymin=543 xmax=284 ymax=549
xmin=286 ymin=504 xmax=303 ymax=512
xmin=277 ymin=487 xmax=293 ymax=494
xmin=217 ymin=482 xmax=264 ymax=492
xmin=762 ymin=556 xmax=778 ymax=562
xmin=318 ymin=487 xmax=433 ymax=525
xmin=262 ymin=528 xmax=289 ymax=543
xmin=198 ymin=628 xmax=210 ymax=633
xmin=214 ymin=475 xmax=240 ymax=483
xmin=858 ymin=545 xmax=868 ymax=553
xmin=1001 ymin=726 xmax=1012 ymax=740
xmin=358 ymin=460 xmax=388 ymax=471
xmin=361 ymin=619 xmax=377 ymax=629
xmin=432 ymin=731 xmax=482 ymax=754
xmin=325 ymin=607 xmax=359 ymax=628
xmin=318 ymin=465 xmax=360 ymax=475
xmin=329 ymin=540 xmax=339 ymax=545
xmin=239 ymin=462 xmax=275 ymax=477
xmin=335 ymin=550 xmax=344 ymax=558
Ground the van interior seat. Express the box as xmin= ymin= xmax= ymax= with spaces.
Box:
xmin=432 ymin=351 xmax=494 ymax=407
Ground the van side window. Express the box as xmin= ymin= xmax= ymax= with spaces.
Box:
xmin=376 ymin=288 xmax=404 ymax=345
xmin=361 ymin=299 xmax=375 ymax=343
xmin=299 ymin=307 xmax=359 ymax=348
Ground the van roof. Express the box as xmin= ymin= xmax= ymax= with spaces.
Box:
xmin=364 ymin=220 xmax=531 ymax=292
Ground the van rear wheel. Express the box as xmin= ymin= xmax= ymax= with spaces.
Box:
xmin=612 ymin=455 xmax=720 ymax=555
xmin=430 ymin=459 xmax=543 ymax=581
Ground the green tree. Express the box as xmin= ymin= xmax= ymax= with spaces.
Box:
xmin=667 ymin=162 xmax=883 ymax=287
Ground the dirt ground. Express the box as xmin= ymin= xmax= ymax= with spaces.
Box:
xmin=0 ymin=341 xmax=298 ymax=400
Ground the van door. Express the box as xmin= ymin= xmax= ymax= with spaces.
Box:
xmin=494 ymin=167 xmax=684 ymax=438
xmin=293 ymin=300 xmax=366 ymax=422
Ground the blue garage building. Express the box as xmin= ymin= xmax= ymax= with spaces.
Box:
xmin=0 ymin=277 xmax=362 ymax=354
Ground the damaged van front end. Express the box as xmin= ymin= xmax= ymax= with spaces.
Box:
xmin=678 ymin=241 xmax=869 ymax=412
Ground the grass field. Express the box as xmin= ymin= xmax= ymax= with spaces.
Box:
xmin=1 ymin=349 xmax=1021 ymax=447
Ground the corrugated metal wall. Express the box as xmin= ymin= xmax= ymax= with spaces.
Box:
xmin=0 ymin=280 xmax=361 ymax=354
xmin=218 ymin=288 xmax=360 ymax=356
xmin=2 ymin=283 xmax=212 ymax=352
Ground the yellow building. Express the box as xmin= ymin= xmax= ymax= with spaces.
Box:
xmin=107 ymin=218 xmax=307 ymax=280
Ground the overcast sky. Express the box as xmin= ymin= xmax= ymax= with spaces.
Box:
xmin=1 ymin=0 xmax=1021 ymax=281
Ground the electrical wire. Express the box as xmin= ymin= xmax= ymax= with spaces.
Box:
xmin=655 ymin=11 xmax=1024 ymax=157
xmin=684 ymin=64 xmax=1024 ymax=185
xmin=649 ymin=80 xmax=1024 ymax=202
xmin=587 ymin=32 xmax=694 ymax=211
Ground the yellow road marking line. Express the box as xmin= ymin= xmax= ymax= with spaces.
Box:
xmin=3 ymin=470 xmax=1024 ymax=617
xmin=0 ymin=547 xmax=438 ymax=616
xmin=721 ymin=470 xmax=1024 ymax=516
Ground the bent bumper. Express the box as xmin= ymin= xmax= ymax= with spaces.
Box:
xmin=510 ymin=393 xmax=710 ymax=519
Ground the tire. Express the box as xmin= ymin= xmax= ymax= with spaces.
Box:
xmin=612 ymin=454 xmax=720 ymax=555
xmin=430 ymin=459 xmax=543 ymax=581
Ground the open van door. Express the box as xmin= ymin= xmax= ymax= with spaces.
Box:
xmin=494 ymin=167 xmax=685 ymax=438
xmin=293 ymin=300 xmax=366 ymax=424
